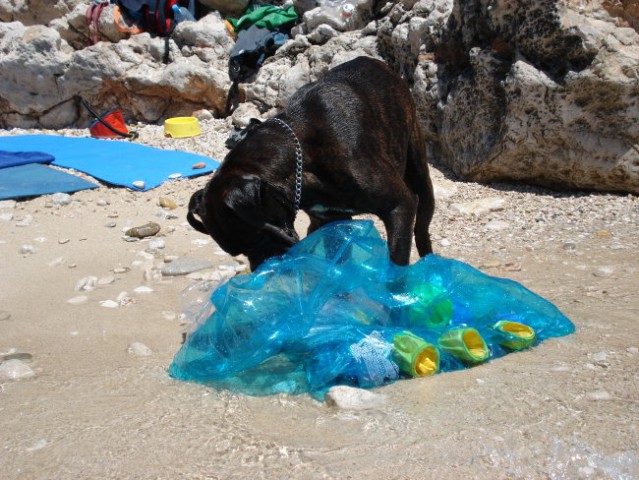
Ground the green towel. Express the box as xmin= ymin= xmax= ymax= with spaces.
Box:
xmin=229 ymin=5 xmax=298 ymax=33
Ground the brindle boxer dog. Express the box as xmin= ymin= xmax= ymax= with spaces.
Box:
xmin=187 ymin=56 xmax=435 ymax=270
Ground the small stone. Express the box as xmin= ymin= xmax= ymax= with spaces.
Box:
xmin=132 ymin=180 xmax=145 ymax=189
xmin=125 ymin=222 xmax=161 ymax=238
xmin=127 ymin=342 xmax=152 ymax=357
xmin=161 ymin=258 xmax=214 ymax=276
xmin=440 ymin=238 xmax=451 ymax=247
xmin=168 ymin=173 xmax=182 ymax=179
xmin=0 ymin=359 xmax=35 ymax=380
xmin=20 ymin=244 xmax=35 ymax=255
xmin=112 ymin=267 xmax=130 ymax=274
xmin=626 ymin=347 xmax=638 ymax=355
xmin=117 ymin=291 xmax=135 ymax=306
xmin=192 ymin=238 xmax=211 ymax=247
xmin=325 ymin=385 xmax=386 ymax=410
xmin=451 ymin=198 xmax=506 ymax=216
xmin=16 ymin=214 xmax=33 ymax=227
xmin=593 ymin=266 xmax=614 ymax=277
xmin=563 ymin=242 xmax=577 ymax=251
xmin=0 ymin=311 xmax=11 ymax=321
xmin=596 ymin=230 xmax=612 ymax=237
xmin=107 ymin=212 xmax=119 ymax=219
xmin=484 ymin=220 xmax=510 ymax=231
xmin=158 ymin=197 xmax=178 ymax=210
xmin=51 ymin=193 xmax=72 ymax=205
xmin=133 ymin=286 xmax=154 ymax=293
xmin=2 ymin=352 xmax=33 ymax=362
xmin=96 ymin=198 xmax=109 ymax=206
xmin=161 ymin=311 xmax=177 ymax=321
xmin=75 ymin=276 xmax=98 ymax=291
xmin=156 ymin=210 xmax=178 ymax=220
xmin=191 ymin=162 xmax=206 ymax=169
xmin=26 ymin=439 xmax=48 ymax=452
xmin=105 ymin=222 xmax=117 ymax=228
xmin=480 ymin=259 xmax=501 ymax=269
xmin=67 ymin=295 xmax=89 ymax=305
xmin=148 ymin=239 xmax=166 ymax=250
xmin=97 ymin=275 xmax=115 ymax=286
xmin=586 ymin=390 xmax=613 ymax=401
xmin=99 ymin=300 xmax=119 ymax=308
xmin=0 ymin=212 xmax=13 ymax=221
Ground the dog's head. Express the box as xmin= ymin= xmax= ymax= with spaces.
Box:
xmin=187 ymin=173 xmax=299 ymax=271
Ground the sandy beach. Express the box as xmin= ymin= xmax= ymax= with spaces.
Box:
xmin=1 ymin=120 xmax=638 ymax=479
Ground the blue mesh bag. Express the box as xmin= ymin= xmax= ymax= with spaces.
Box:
xmin=169 ymin=220 xmax=575 ymax=397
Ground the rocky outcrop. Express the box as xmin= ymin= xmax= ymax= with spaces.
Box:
xmin=0 ymin=0 xmax=638 ymax=193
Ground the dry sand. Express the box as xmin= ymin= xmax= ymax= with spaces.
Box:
xmin=1 ymin=121 xmax=638 ymax=479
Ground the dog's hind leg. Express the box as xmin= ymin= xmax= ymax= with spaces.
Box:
xmin=406 ymin=122 xmax=434 ymax=257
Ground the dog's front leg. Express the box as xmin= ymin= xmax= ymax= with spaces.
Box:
xmin=382 ymin=198 xmax=417 ymax=266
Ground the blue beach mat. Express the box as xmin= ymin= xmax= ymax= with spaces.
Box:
xmin=0 ymin=150 xmax=55 ymax=169
xmin=0 ymin=163 xmax=98 ymax=200
xmin=0 ymin=135 xmax=219 ymax=191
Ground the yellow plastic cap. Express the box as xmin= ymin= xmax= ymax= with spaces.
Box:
xmin=164 ymin=117 xmax=201 ymax=138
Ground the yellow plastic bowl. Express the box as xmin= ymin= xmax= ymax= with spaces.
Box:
xmin=164 ymin=117 xmax=201 ymax=138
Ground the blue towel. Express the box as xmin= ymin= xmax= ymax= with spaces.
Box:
xmin=0 ymin=135 xmax=219 ymax=191
xmin=0 ymin=163 xmax=98 ymax=200
xmin=0 ymin=150 xmax=55 ymax=169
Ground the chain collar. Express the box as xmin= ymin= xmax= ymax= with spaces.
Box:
xmin=268 ymin=118 xmax=303 ymax=213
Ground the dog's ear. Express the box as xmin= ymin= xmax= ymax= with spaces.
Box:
xmin=224 ymin=174 xmax=267 ymax=229
xmin=225 ymin=174 xmax=298 ymax=246
xmin=186 ymin=189 xmax=209 ymax=234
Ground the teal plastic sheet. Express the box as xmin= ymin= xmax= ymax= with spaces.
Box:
xmin=169 ymin=220 xmax=575 ymax=398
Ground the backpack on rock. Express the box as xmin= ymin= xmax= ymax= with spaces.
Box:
xmin=113 ymin=0 xmax=196 ymax=36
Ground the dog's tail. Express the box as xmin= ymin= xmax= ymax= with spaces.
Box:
xmin=406 ymin=120 xmax=434 ymax=257
xmin=187 ymin=189 xmax=209 ymax=234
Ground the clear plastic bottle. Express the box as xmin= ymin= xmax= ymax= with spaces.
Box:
xmin=172 ymin=4 xmax=195 ymax=23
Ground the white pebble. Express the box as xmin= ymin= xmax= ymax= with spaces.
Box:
xmin=484 ymin=220 xmax=510 ymax=231
xmin=117 ymin=291 xmax=134 ymax=306
xmin=168 ymin=173 xmax=182 ymax=179
xmin=325 ymin=385 xmax=386 ymax=410
xmin=132 ymin=180 xmax=145 ymax=189
xmin=67 ymin=295 xmax=89 ymax=305
xmin=97 ymin=275 xmax=115 ymax=286
xmin=16 ymin=214 xmax=33 ymax=227
xmin=626 ymin=347 xmax=638 ymax=355
xmin=440 ymin=238 xmax=451 ymax=247
xmin=586 ymin=390 xmax=613 ymax=401
xmin=48 ymin=257 xmax=65 ymax=267
xmin=51 ymin=193 xmax=72 ymax=205
xmin=192 ymin=239 xmax=211 ymax=247
xmin=99 ymin=300 xmax=119 ymax=308
xmin=127 ymin=342 xmax=152 ymax=357
xmin=20 ymin=244 xmax=35 ymax=254
xmin=0 ymin=212 xmax=14 ymax=221
xmin=161 ymin=311 xmax=177 ymax=321
xmin=75 ymin=276 xmax=98 ymax=291
xmin=26 ymin=439 xmax=48 ymax=452
xmin=148 ymin=239 xmax=165 ymax=250
xmin=0 ymin=359 xmax=35 ymax=380
xmin=133 ymin=286 xmax=154 ymax=293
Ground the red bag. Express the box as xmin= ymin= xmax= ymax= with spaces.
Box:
xmin=88 ymin=108 xmax=130 ymax=139
xmin=82 ymin=99 xmax=137 ymax=140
